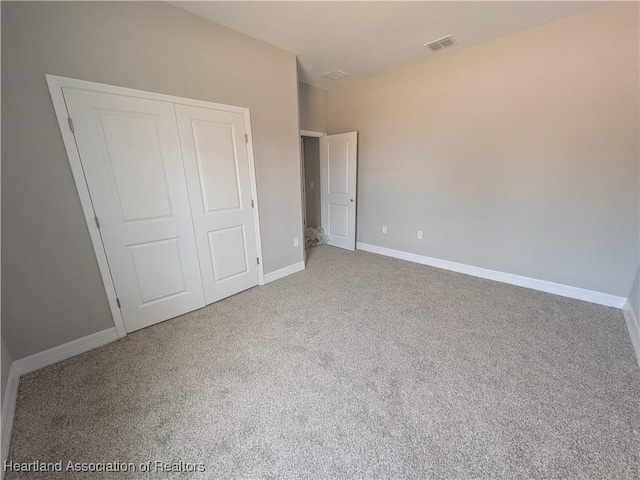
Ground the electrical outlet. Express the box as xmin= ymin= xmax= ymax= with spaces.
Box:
xmin=417 ymin=230 xmax=423 ymax=239
xmin=293 ymin=237 xmax=299 ymax=247
xmin=382 ymin=226 xmax=387 ymax=234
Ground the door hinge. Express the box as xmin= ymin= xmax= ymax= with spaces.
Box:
xmin=245 ymin=133 xmax=248 ymax=143
xmin=257 ymin=257 xmax=260 ymax=265
xmin=116 ymin=298 xmax=121 ymax=308
xmin=251 ymin=199 xmax=254 ymax=208
xmin=68 ymin=117 xmax=75 ymax=133
xmin=94 ymin=216 xmax=100 ymax=229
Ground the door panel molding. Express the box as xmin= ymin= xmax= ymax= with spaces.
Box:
xmin=46 ymin=74 xmax=265 ymax=337
xmin=176 ymin=104 xmax=260 ymax=305
xmin=63 ymin=89 xmax=206 ymax=332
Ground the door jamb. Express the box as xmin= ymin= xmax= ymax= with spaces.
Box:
xmin=46 ymin=74 xmax=266 ymax=338
xmin=299 ymin=130 xmax=326 ymax=258
xmin=300 ymin=138 xmax=307 ymax=231
xmin=300 ymin=130 xmax=326 ymax=138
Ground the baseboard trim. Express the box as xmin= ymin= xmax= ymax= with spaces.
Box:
xmin=623 ymin=300 xmax=640 ymax=367
xmin=356 ymin=242 xmax=626 ymax=308
xmin=1 ymin=327 xmax=119 ymax=474
xmin=12 ymin=327 xmax=119 ymax=377
xmin=1 ymin=366 xmax=20 ymax=478
xmin=263 ymin=261 xmax=305 ymax=284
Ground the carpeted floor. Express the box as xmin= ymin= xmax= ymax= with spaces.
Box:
xmin=6 ymin=246 xmax=640 ymax=479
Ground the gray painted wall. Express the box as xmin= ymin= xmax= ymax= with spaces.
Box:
xmin=2 ymin=2 xmax=303 ymax=359
xmin=303 ymin=137 xmax=321 ymax=229
xmin=328 ymin=3 xmax=639 ymax=297
xmin=628 ymin=266 xmax=640 ymax=321
xmin=1 ymin=337 xmax=12 ymax=407
xmin=299 ymin=83 xmax=328 ymax=133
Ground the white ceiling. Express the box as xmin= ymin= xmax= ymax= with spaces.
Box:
xmin=170 ymin=1 xmax=600 ymax=90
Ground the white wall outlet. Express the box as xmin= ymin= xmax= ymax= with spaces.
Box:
xmin=293 ymin=237 xmax=299 ymax=247
xmin=382 ymin=226 xmax=387 ymax=234
xmin=309 ymin=182 xmax=314 ymax=189
xmin=417 ymin=230 xmax=423 ymax=239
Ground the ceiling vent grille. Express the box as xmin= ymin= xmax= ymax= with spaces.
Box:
xmin=424 ymin=35 xmax=455 ymax=52
xmin=322 ymin=70 xmax=350 ymax=81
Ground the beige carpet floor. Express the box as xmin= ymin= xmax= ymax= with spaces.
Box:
xmin=6 ymin=246 xmax=640 ymax=479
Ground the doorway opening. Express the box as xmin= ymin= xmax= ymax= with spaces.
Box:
xmin=302 ymin=135 xmax=322 ymax=239
xmin=300 ymin=130 xmax=358 ymax=253
xmin=301 ymin=134 xmax=329 ymax=252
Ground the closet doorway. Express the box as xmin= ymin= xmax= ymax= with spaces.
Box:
xmin=48 ymin=75 xmax=264 ymax=335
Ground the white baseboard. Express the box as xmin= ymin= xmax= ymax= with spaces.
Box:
xmin=263 ymin=261 xmax=305 ymax=284
xmin=623 ymin=300 xmax=640 ymax=367
xmin=1 ymin=327 xmax=119 ymax=475
xmin=356 ymin=242 xmax=626 ymax=308
xmin=13 ymin=327 xmax=119 ymax=377
xmin=1 ymin=366 xmax=20 ymax=479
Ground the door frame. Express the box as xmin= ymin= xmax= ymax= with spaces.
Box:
xmin=300 ymin=131 xmax=327 ymax=226
xmin=299 ymin=130 xmax=326 ymax=255
xmin=300 ymin=138 xmax=307 ymax=230
xmin=300 ymin=130 xmax=326 ymax=138
xmin=46 ymin=74 xmax=265 ymax=338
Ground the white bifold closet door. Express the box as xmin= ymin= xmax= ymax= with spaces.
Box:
xmin=175 ymin=105 xmax=259 ymax=305
xmin=63 ymin=88 xmax=259 ymax=333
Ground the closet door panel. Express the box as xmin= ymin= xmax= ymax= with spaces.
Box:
xmin=176 ymin=105 xmax=259 ymax=304
xmin=63 ymin=88 xmax=206 ymax=332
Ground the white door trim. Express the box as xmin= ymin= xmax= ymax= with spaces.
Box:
xmin=45 ymin=75 xmax=265 ymax=337
xmin=300 ymin=130 xmax=326 ymax=138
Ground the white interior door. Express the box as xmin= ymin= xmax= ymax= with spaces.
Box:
xmin=63 ymin=88 xmax=206 ymax=332
xmin=320 ymin=132 xmax=358 ymax=250
xmin=175 ymin=105 xmax=259 ymax=304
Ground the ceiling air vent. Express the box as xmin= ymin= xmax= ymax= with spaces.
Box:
xmin=322 ymin=70 xmax=350 ymax=81
xmin=424 ymin=35 xmax=455 ymax=52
